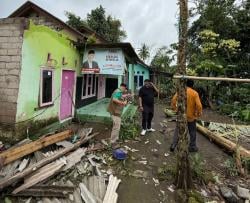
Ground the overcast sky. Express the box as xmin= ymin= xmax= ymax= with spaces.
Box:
xmin=0 ymin=0 xmax=181 ymax=59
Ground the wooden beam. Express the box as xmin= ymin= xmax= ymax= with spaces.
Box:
xmin=173 ymin=75 xmax=250 ymax=83
xmin=197 ymin=124 xmax=250 ymax=158
xmin=0 ymin=130 xmax=72 ymax=165
xmin=0 ymin=132 xmax=98 ymax=191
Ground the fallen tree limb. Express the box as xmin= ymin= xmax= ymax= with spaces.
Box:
xmin=0 ymin=130 xmax=73 ymax=165
xmin=197 ymin=124 xmax=250 ymax=158
xmin=0 ymin=131 xmax=98 ymax=191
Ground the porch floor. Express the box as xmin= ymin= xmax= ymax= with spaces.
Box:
xmin=76 ymin=98 xmax=137 ymax=124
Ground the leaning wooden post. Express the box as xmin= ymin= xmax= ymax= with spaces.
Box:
xmin=175 ymin=0 xmax=193 ymax=192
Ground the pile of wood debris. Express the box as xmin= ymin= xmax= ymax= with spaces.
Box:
xmin=0 ymin=128 xmax=121 ymax=203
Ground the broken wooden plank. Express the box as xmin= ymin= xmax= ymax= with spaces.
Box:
xmin=197 ymin=124 xmax=250 ymax=158
xmin=11 ymin=184 xmax=74 ymax=198
xmin=11 ymin=188 xmax=69 ymax=198
xmin=0 ymin=130 xmax=73 ymax=165
xmin=0 ymin=132 xmax=97 ymax=191
xmin=12 ymin=159 xmax=66 ymax=194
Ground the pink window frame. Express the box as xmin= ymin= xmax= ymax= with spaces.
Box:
xmin=40 ymin=68 xmax=55 ymax=107
xmin=81 ymin=74 xmax=97 ymax=99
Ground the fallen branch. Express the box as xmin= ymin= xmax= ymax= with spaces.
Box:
xmin=0 ymin=132 xmax=98 ymax=191
xmin=197 ymin=124 xmax=250 ymax=158
xmin=0 ymin=130 xmax=73 ymax=165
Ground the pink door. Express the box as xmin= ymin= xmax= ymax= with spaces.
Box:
xmin=60 ymin=70 xmax=75 ymax=120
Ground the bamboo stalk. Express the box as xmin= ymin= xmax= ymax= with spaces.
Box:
xmin=173 ymin=75 xmax=250 ymax=83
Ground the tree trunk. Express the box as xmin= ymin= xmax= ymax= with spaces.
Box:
xmin=175 ymin=0 xmax=193 ymax=192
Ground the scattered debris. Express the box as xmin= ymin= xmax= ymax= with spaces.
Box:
xmin=220 ymin=186 xmax=240 ymax=203
xmin=123 ymin=145 xmax=139 ymax=152
xmin=152 ymin=178 xmax=160 ymax=186
xmin=151 ymin=148 xmax=158 ymax=152
xmin=0 ymin=131 xmax=97 ymax=191
xmin=101 ymin=139 xmax=109 ymax=146
xmin=138 ymin=160 xmax=147 ymax=165
xmin=160 ymin=190 xmax=165 ymax=195
xmin=168 ymin=185 xmax=175 ymax=193
xmin=164 ymin=153 xmax=170 ymax=157
xmin=130 ymin=170 xmax=148 ymax=178
xmin=144 ymin=140 xmax=149 ymax=144
xmin=156 ymin=140 xmax=162 ymax=145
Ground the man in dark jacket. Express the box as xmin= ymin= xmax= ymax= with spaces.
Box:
xmin=139 ymin=79 xmax=159 ymax=136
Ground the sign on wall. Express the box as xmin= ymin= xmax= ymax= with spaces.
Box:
xmin=81 ymin=49 xmax=125 ymax=75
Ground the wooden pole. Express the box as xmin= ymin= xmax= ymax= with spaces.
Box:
xmin=173 ymin=75 xmax=250 ymax=83
xmin=197 ymin=124 xmax=250 ymax=158
xmin=175 ymin=0 xmax=193 ymax=192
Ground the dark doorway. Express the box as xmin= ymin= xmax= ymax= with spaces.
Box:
xmin=106 ymin=78 xmax=118 ymax=97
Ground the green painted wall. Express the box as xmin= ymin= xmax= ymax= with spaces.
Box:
xmin=128 ymin=63 xmax=149 ymax=91
xmin=16 ymin=21 xmax=81 ymax=122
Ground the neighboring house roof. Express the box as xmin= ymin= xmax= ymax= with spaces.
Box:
xmin=8 ymin=1 xmax=107 ymax=42
xmin=137 ymin=59 xmax=151 ymax=70
xmin=86 ymin=43 xmax=141 ymax=63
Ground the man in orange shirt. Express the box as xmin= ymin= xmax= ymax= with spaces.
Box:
xmin=170 ymin=79 xmax=202 ymax=152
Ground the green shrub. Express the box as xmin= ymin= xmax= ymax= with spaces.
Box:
xmin=120 ymin=111 xmax=140 ymax=140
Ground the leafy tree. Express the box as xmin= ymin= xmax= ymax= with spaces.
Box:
xmin=106 ymin=16 xmax=127 ymax=42
xmin=65 ymin=6 xmax=127 ymax=42
xmin=138 ymin=43 xmax=150 ymax=61
xmin=86 ymin=6 xmax=126 ymax=42
xmin=65 ymin=11 xmax=88 ymax=31
xmin=86 ymin=6 xmax=109 ymax=38
xmin=150 ymin=46 xmax=174 ymax=71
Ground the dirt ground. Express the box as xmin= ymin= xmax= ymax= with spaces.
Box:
xmin=81 ymin=103 xmax=249 ymax=203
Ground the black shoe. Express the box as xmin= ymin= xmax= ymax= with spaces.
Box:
xmin=170 ymin=145 xmax=175 ymax=152
xmin=189 ymin=147 xmax=198 ymax=152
